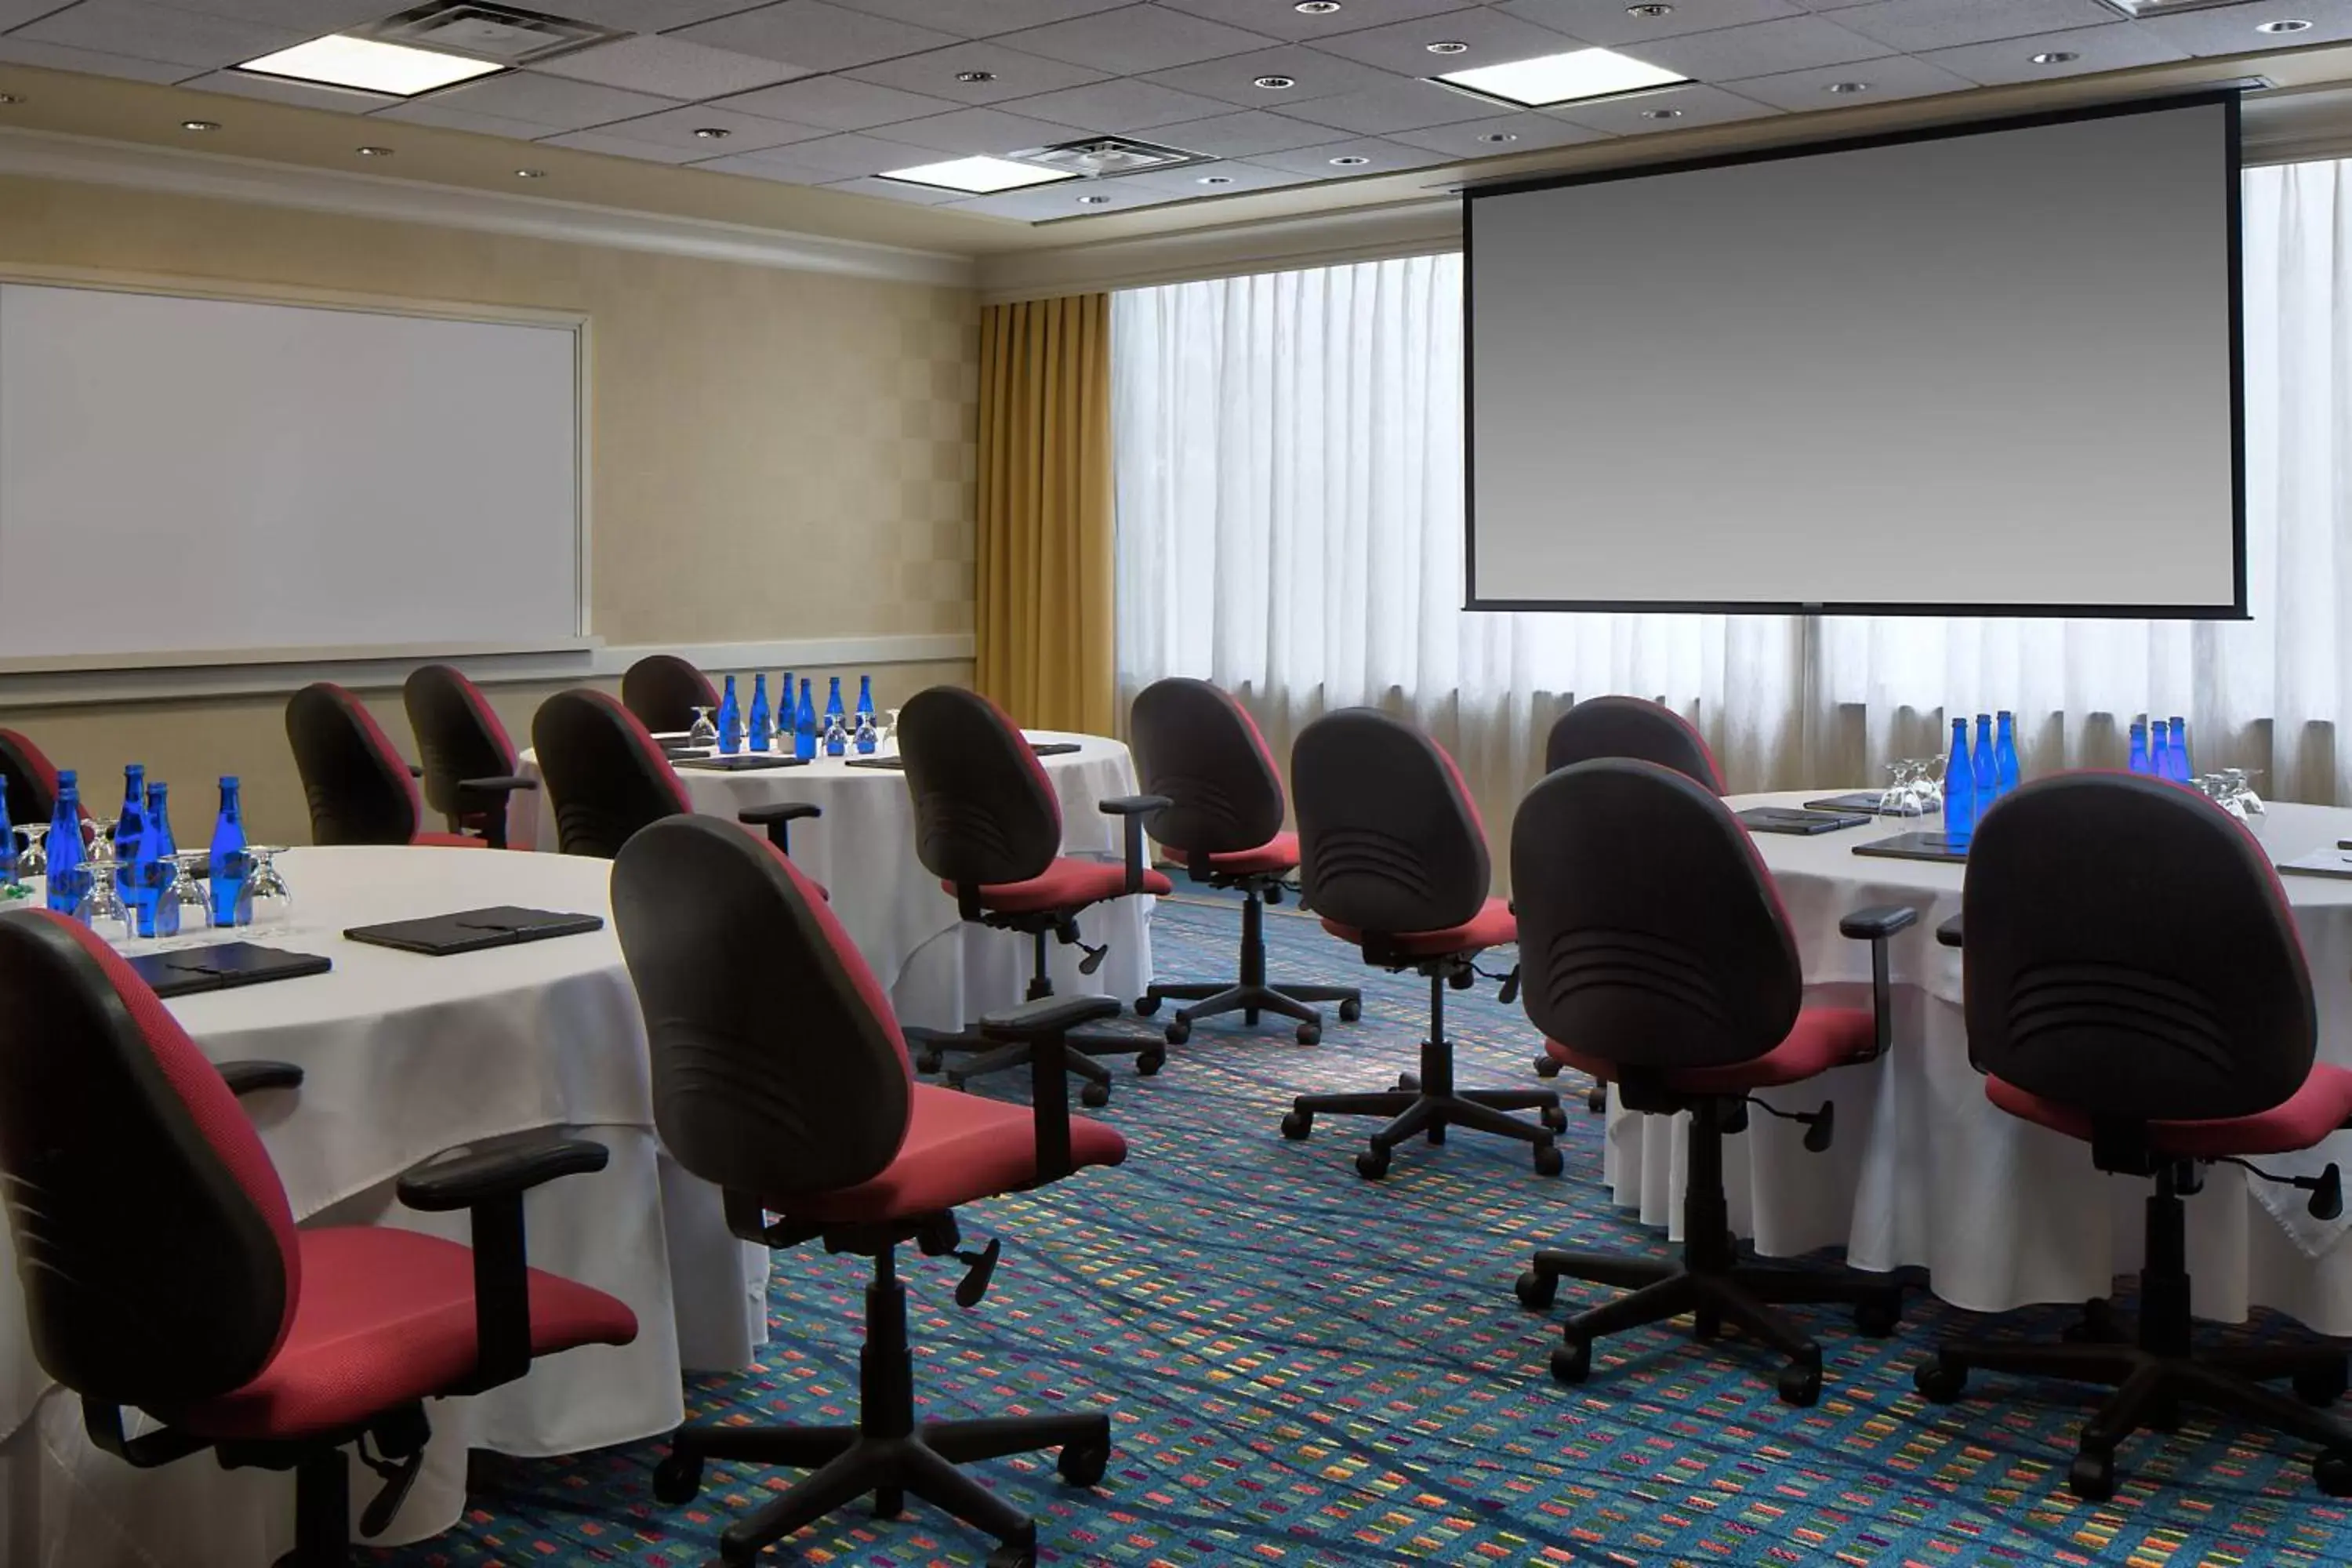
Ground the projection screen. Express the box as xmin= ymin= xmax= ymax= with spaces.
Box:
xmin=1465 ymin=93 xmax=2243 ymax=617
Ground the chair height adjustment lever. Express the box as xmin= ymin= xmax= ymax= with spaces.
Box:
xmin=357 ymin=1436 xmax=426 ymax=1538
xmin=953 ymin=1237 xmax=1002 ymax=1308
xmin=2224 ymin=1157 xmax=2343 ymax=1221
xmin=1746 ymin=1096 xmax=1837 ymax=1154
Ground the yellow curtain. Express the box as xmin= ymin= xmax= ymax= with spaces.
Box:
xmin=975 ymin=292 xmax=1115 ymax=735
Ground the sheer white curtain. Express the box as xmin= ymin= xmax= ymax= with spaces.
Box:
xmin=1112 ymin=158 xmax=2352 ymax=829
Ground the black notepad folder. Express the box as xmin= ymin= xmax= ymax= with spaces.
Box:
xmin=1737 ymin=807 xmax=1871 ymax=836
xmin=1802 ymin=792 xmax=1918 ymax=817
xmin=343 ymin=906 xmax=604 ymax=956
xmin=676 ymin=754 xmax=809 ymax=771
xmin=1852 ymin=830 xmax=1970 ymax=865
xmin=128 ymin=942 xmax=331 ymax=1000
xmin=845 ymin=756 xmax=906 ymax=771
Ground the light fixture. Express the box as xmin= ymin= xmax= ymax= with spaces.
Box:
xmin=238 ymin=34 xmax=505 ymax=96
xmin=1824 ymin=80 xmax=1869 ymax=93
xmin=180 ymin=119 xmax=220 ymax=132
xmin=878 ymin=154 xmax=1076 ymax=194
xmin=1641 ymin=107 xmax=1682 ymax=118
xmin=1436 ymin=47 xmax=1686 ymax=109
xmin=0 ymin=93 xmax=22 ymax=105
xmin=2031 ymin=50 xmax=2079 ymax=64
xmin=956 ymin=70 xmax=996 ymax=82
xmin=1295 ymin=0 xmax=1341 ymax=11
xmin=1329 ymin=154 xmax=1370 ymax=165
xmin=1628 ymin=2 xmax=1672 ymax=14
xmin=355 ymin=145 xmax=393 ymax=156
xmin=515 ymin=168 xmax=545 ymax=178
xmin=1479 ymin=131 xmax=1519 ymax=143
xmin=1077 ymin=193 xmax=1112 ymax=204
xmin=1199 ymin=173 xmax=1233 ymax=183
xmin=1426 ymin=41 xmax=1469 ymax=54
xmin=692 ymin=126 xmax=730 ymax=140
xmin=2256 ymin=17 xmax=2313 ymax=31
xmin=1254 ymin=74 xmax=1296 ymax=89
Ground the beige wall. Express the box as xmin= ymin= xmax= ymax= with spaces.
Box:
xmin=0 ymin=175 xmax=981 ymax=844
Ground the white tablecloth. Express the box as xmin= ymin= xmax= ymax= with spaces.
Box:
xmin=0 ymin=846 xmax=764 ymax=1566
xmin=1606 ymin=790 xmax=2352 ymax=1332
xmin=510 ymin=731 xmax=1156 ymax=1033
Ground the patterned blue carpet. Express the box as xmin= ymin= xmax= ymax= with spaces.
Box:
xmin=375 ymin=892 xmax=2352 ymax=1567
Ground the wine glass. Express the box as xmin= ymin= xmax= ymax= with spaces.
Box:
xmin=15 ymin=822 xmax=46 ymax=880
xmin=74 ymin=838 xmax=134 ymax=941
xmin=244 ymin=847 xmax=292 ymax=927
xmin=881 ymin=707 xmax=902 ymax=752
xmin=687 ymin=706 xmax=720 ymax=750
xmin=169 ymin=851 xmax=212 ymax=931
xmin=1877 ymin=760 xmax=1922 ymax=816
xmin=1911 ymin=758 xmax=1945 ymax=814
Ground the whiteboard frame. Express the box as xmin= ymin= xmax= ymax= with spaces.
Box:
xmin=0 ymin=263 xmax=593 ymax=670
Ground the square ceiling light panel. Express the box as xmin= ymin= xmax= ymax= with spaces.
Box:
xmin=1437 ymin=47 xmax=1688 ymax=109
xmin=879 ymin=154 xmax=1078 ymax=192
xmin=238 ymin=34 xmax=506 ymax=95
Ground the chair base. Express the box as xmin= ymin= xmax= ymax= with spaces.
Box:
xmin=1531 ymin=1051 xmax=1611 ymax=1114
xmin=907 ymin=1028 xmax=1146 ymax=1107
xmin=1138 ymin=883 xmax=1361 ymax=1046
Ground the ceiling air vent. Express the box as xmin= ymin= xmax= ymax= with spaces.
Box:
xmin=2096 ymin=0 xmax=2263 ymax=16
xmin=350 ymin=2 xmax=622 ymax=65
xmin=1013 ymin=136 xmax=1207 ymax=178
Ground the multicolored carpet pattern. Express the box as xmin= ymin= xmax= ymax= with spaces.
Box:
xmin=376 ymin=894 xmax=2352 ymax=1567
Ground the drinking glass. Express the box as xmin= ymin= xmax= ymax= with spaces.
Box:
xmin=74 ymin=840 xmax=134 ymax=940
xmin=87 ymin=817 xmax=116 ymax=858
xmin=16 ymin=823 xmax=46 ymax=879
xmin=687 ymin=706 xmax=720 ymax=750
xmin=1877 ymin=760 xmax=1922 ymax=816
xmin=170 ymin=851 xmax=212 ymax=931
xmin=881 ymin=707 xmax=902 ymax=751
xmin=245 ymin=847 xmax=292 ymax=927
xmin=2222 ymin=768 xmax=2265 ymax=819
xmin=1909 ymin=758 xmax=1944 ymax=814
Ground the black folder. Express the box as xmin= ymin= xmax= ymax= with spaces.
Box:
xmin=1802 ymin=792 xmax=1919 ymax=817
xmin=1029 ymin=742 xmax=1083 ymax=757
xmin=675 ymin=754 xmax=809 ymax=772
xmin=845 ymin=756 xmax=906 ymax=771
xmin=1737 ymin=807 xmax=1871 ymax=836
xmin=127 ymin=942 xmax=332 ymax=999
xmin=343 ymin=906 xmax=604 ymax=956
xmin=1852 ymin=830 xmax=1970 ymax=865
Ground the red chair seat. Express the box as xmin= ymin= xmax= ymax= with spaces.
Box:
xmin=956 ymin=857 xmax=1174 ymax=914
xmin=173 ymin=1226 xmax=637 ymax=1442
xmin=1546 ymin=1007 xmax=1876 ymax=1094
xmin=1203 ymin=831 xmax=1300 ymax=877
xmin=1988 ymin=1063 xmax=2352 ymax=1158
xmin=783 ymin=1083 xmax=1127 ymax=1225
xmin=414 ymin=832 xmax=489 ymax=850
xmin=1322 ymin=896 xmax=1516 ymax=959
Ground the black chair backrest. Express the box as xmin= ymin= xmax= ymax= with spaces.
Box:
xmin=285 ymin=682 xmax=423 ymax=846
xmin=621 ymin=655 xmax=719 ymax=735
xmin=1512 ymin=760 xmax=1803 ymax=1072
xmin=1129 ymin=678 xmax=1285 ymax=860
xmin=1964 ymin=772 xmax=2315 ymax=1123
xmin=0 ymin=728 xmax=60 ymax=829
xmin=0 ymin=909 xmax=299 ymax=1410
xmin=612 ymin=817 xmax=913 ymax=1202
xmin=1293 ymin=709 xmax=1490 ymax=935
xmin=404 ymin=664 xmax=518 ymax=824
xmin=897 ymin=687 xmax=1062 ymax=890
xmin=532 ymin=688 xmax=691 ymax=859
xmin=1545 ymin=696 xmax=1726 ymax=792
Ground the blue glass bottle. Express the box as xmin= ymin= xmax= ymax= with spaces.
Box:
xmin=823 ymin=677 xmax=847 ymax=757
xmin=209 ymin=776 xmax=248 ymax=928
xmin=749 ymin=673 xmax=771 ymax=753
xmin=795 ymin=678 xmax=817 ymax=762
xmin=1970 ymin=714 xmax=1996 ymax=826
xmin=2129 ymin=719 xmax=2151 ymax=775
xmin=140 ymin=782 xmax=178 ymax=938
xmin=45 ymin=770 xmax=84 ymax=916
xmin=855 ymin=675 xmax=877 ymax=754
xmin=1994 ymin=711 xmax=2020 ymax=800
xmin=2151 ymin=718 xmax=2172 ymax=785
xmin=0 ymin=785 xmax=16 ymax=891
xmin=1944 ymin=720 xmax=1975 ymax=849
xmin=2167 ymin=715 xmax=2191 ymax=782
xmin=717 ymin=673 xmax=743 ymax=755
xmin=114 ymin=764 xmax=147 ymax=920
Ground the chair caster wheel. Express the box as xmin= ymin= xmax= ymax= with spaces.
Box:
xmin=1532 ymin=1141 xmax=1564 ymax=1176
xmin=2297 ymin=1362 xmax=2348 ymax=1406
xmin=1540 ymin=1105 xmax=1568 ymax=1133
xmin=985 ymin=1541 xmax=1038 ymax=1568
xmin=1913 ymin=1360 xmax=1966 ymax=1403
xmin=650 ymin=1451 xmax=702 ymax=1505
xmin=1853 ymin=1291 xmax=1902 ymax=1338
xmin=1514 ymin=1268 xmax=1557 ymax=1310
xmin=1297 ymin=1022 xmax=1321 ymax=1045
xmin=1080 ymin=1081 xmax=1111 ymax=1109
xmin=1058 ymin=1435 xmax=1110 ymax=1488
xmin=1693 ymin=1308 xmax=1722 ymax=1342
xmin=2314 ymin=1451 xmax=2352 ymax=1496
xmin=1587 ymin=1084 xmax=1608 ymax=1114
xmin=944 ymin=1073 xmax=968 ymax=1093
xmin=1551 ymin=1337 xmax=1591 ymax=1385
xmin=1356 ymin=1146 xmax=1392 ymax=1179
xmin=1777 ymin=1356 xmax=1822 ymax=1407
xmin=1533 ymin=1054 xmax=1562 ymax=1079
xmin=2063 ymin=1300 xmax=2122 ymax=1344
xmin=873 ymin=1486 xmax=903 ymax=1519
xmin=1396 ymin=1073 xmax=1420 ymax=1091
xmin=1164 ymin=1020 xmax=1191 ymax=1046
xmin=1338 ymin=998 xmax=1361 ymax=1022
xmin=1137 ymin=1047 xmax=1166 ymax=1076
xmin=915 ymin=1048 xmax=942 ymax=1075
xmin=2067 ymin=1450 xmax=2116 ymax=1501
xmin=1280 ymin=1109 xmax=1312 ymax=1140
xmin=1134 ymin=994 xmax=1161 ymax=1016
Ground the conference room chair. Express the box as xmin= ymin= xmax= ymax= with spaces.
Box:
xmin=402 ymin=664 xmax=538 ymax=850
xmin=895 ymin=685 xmax=1170 ymax=1102
xmin=619 ymin=653 xmax=718 ymax=734
xmin=0 ymin=908 xmax=637 ymax=1565
xmin=285 ymin=683 xmax=482 ymax=848
xmin=1512 ymin=759 xmax=1910 ymax=1404
xmin=1127 ymin=677 xmax=1360 ymax=1047
xmin=612 ymin=815 xmax=1123 ymax=1568
xmin=1537 ymin=695 xmax=1730 ymax=1110
xmin=1282 ymin=708 xmax=1565 ymax=1178
xmin=530 ymin=688 xmax=695 ymax=858
xmin=0 ymin=726 xmax=67 ymax=833
xmin=1913 ymin=772 xmax=2352 ymax=1499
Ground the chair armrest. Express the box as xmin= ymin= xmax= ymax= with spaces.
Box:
xmin=1936 ymin=914 xmax=1963 ymax=949
xmin=396 ymin=1136 xmax=609 ymax=1211
xmin=1097 ymin=795 xmax=1171 ymax=896
xmin=1837 ymin=903 xmax=1920 ymax=1062
xmin=458 ymin=774 xmax=539 ymax=794
xmin=978 ymin=993 xmax=1123 ymax=1040
xmin=1838 ymin=905 xmax=1919 ymax=942
xmin=978 ymin=993 xmax=1123 ymax=1181
xmin=1096 ymin=794 xmax=1171 ymax=817
xmin=216 ymin=1060 xmax=303 ymax=1096
xmin=739 ymin=801 xmax=822 ymax=854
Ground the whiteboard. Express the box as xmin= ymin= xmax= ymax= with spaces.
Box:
xmin=0 ymin=282 xmax=581 ymax=662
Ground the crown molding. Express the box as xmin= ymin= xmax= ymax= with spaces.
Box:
xmin=0 ymin=125 xmax=975 ymax=288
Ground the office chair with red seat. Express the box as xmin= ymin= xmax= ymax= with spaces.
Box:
xmin=614 ymin=815 xmax=1126 ymax=1568
xmin=1511 ymin=760 xmax=1911 ymax=1404
xmin=620 ymin=654 xmax=718 ymax=735
xmin=1128 ymin=677 xmax=1360 ymax=1047
xmin=1280 ymin=709 xmax=1565 ymax=1178
xmin=403 ymin=664 xmax=538 ymax=850
xmin=0 ymin=908 xmax=637 ymax=1565
xmin=531 ymin=688 xmax=696 ymax=858
xmin=285 ymin=684 xmax=481 ymax=848
xmin=1914 ymin=772 xmax=2352 ymax=1498
xmin=896 ymin=686 xmax=1171 ymax=1102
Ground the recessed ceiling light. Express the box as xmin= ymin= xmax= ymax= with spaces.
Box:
xmin=2031 ymin=50 xmax=2079 ymax=64
xmin=0 ymin=93 xmax=22 ymax=106
xmin=2256 ymin=18 xmax=2312 ymax=31
xmin=1330 ymin=154 xmax=1370 ymax=165
xmin=1296 ymin=0 xmax=1341 ymax=12
xmin=879 ymin=154 xmax=1075 ymax=194
xmin=180 ymin=119 xmax=220 ymax=132
xmin=1254 ymin=74 xmax=1297 ymax=89
xmin=1077 ymin=193 xmax=1112 ymax=204
xmin=515 ymin=168 xmax=545 ymax=179
xmin=1436 ymin=47 xmax=1686 ymax=109
xmin=1628 ymin=2 xmax=1672 ymax=14
xmin=1641 ymin=107 xmax=1682 ymax=119
xmin=239 ymin=34 xmax=505 ymax=96
xmin=1478 ymin=131 xmax=1519 ymax=143
xmin=1426 ymin=41 xmax=1469 ymax=54
xmin=692 ymin=126 xmax=730 ymax=140
xmin=1199 ymin=173 xmax=1234 ymax=183
xmin=355 ymin=145 xmax=393 ymax=157
xmin=955 ymin=70 xmax=996 ymax=83
xmin=1824 ymin=80 xmax=1869 ymax=93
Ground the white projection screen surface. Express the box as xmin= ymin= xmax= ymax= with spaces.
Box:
xmin=1465 ymin=95 xmax=2244 ymax=616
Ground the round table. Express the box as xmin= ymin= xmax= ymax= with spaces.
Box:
xmin=508 ymin=731 xmax=1156 ymax=1033
xmin=0 ymin=846 xmax=763 ymax=1568
xmin=1604 ymin=790 xmax=2352 ymax=1332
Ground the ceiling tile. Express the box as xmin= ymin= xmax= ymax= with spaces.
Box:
xmin=731 ymin=127 xmax=942 ymax=175
xmin=694 ymin=148 xmax=838 ymax=181
xmin=1141 ymin=42 xmax=1401 ymax=103
xmin=0 ymin=33 xmax=187 ymax=79
xmin=536 ymin=126 xmax=712 ymax=162
xmin=716 ymin=72 xmax=960 ymax=129
xmin=1917 ymin=21 xmax=2187 ymax=85
xmin=819 ymin=171 xmax=975 ymax=202
xmin=1829 ymin=0 xmax=2116 ymax=53
xmin=13 ymin=0 xmax=299 ymax=69
xmin=0 ymin=0 xmax=73 ymax=25
xmin=150 ymin=0 xmax=402 ymax=27
xmin=877 ymin=103 xmax=1083 ymax=153
xmin=949 ymin=176 xmax=1177 ymax=216
xmin=1149 ymin=106 xmax=1338 ymax=154
xmin=1113 ymin=155 xmax=1317 ymax=192
xmin=1248 ymin=132 xmax=1450 ymax=174
xmin=368 ymin=98 xmax=556 ymax=137
xmin=592 ymin=102 xmax=828 ymax=151
xmin=512 ymin=0 xmax=764 ymax=27
xmin=996 ymin=5 xmax=1279 ymax=71
xmin=1548 ymin=78 xmax=1778 ymax=131
xmin=1158 ymin=0 xmax=1483 ymax=42
xmin=176 ymin=67 xmax=396 ymax=111
xmin=1000 ymin=74 xmax=1237 ymax=128
xmin=531 ymin=35 xmax=804 ymax=98
xmin=821 ymin=0 xmax=1134 ymax=36
xmin=671 ymin=1 xmax=963 ymax=72
xmin=2137 ymin=0 xmax=2352 ymax=56
xmin=1308 ymin=7 xmax=1585 ymax=76
xmin=417 ymin=72 xmax=681 ymax=131
xmin=842 ymin=39 xmax=1110 ymax=103
xmin=1726 ymin=50 xmax=1973 ymax=109
xmin=1497 ymin=0 xmax=1800 ymax=47
xmin=1626 ymin=13 xmax=1894 ymax=78
xmin=1284 ymin=76 xmax=1501 ymax=132
xmin=1387 ymin=107 xmax=1609 ymax=155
